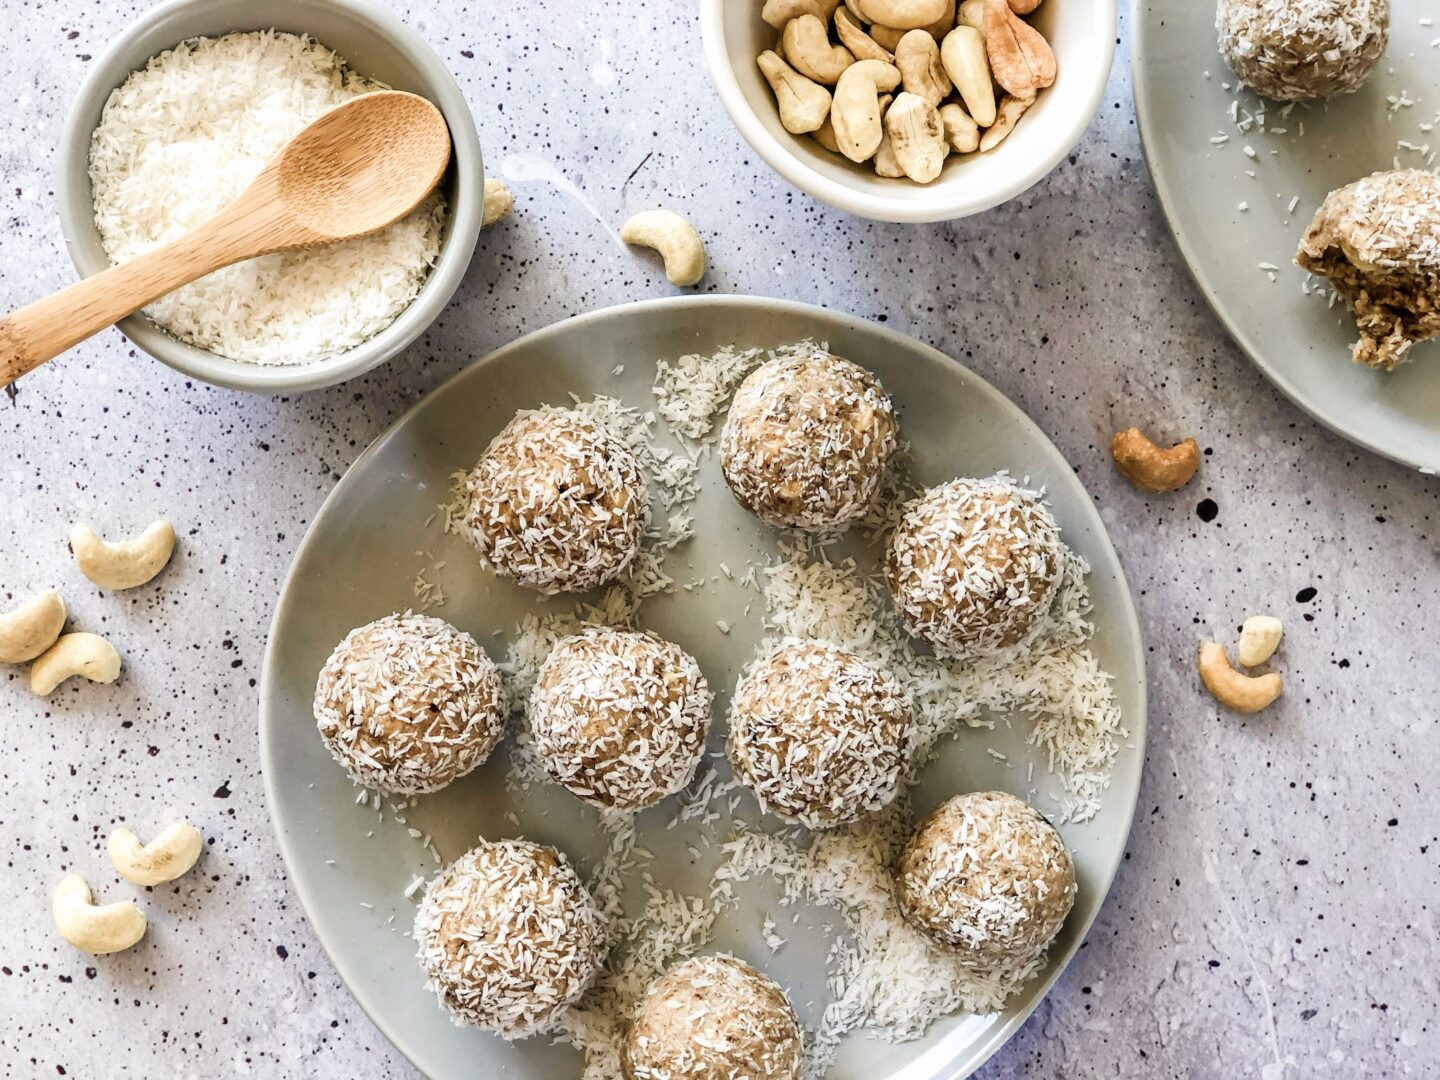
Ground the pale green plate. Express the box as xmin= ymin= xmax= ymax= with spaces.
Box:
xmin=260 ymin=297 xmax=1146 ymax=1079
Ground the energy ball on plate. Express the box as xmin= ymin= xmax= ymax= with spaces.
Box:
xmin=886 ymin=476 xmax=1063 ymax=661
xmin=530 ymin=627 xmax=713 ymax=812
xmin=727 ymin=639 xmax=914 ymax=830
xmin=313 ymin=612 xmax=505 ymax=796
xmin=893 ymin=791 xmax=1076 ymax=970
xmin=622 ymin=954 xmax=804 ymax=1080
xmin=1297 ymin=168 xmax=1440 ymax=370
xmin=464 ymin=407 xmax=649 ymax=594
xmin=1216 ymin=0 xmax=1388 ymax=101
xmin=720 ymin=350 xmax=898 ymax=531
xmin=414 ymin=839 xmax=608 ymax=1038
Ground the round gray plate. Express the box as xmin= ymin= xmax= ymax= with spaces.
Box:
xmin=259 ymin=296 xmax=1147 ymax=1080
xmin=1134 ymin=0 xmax=1440 ymax=474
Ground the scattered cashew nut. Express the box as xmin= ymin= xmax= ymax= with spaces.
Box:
xmin=482 ymin=178 xmax=514 ymax=227
xmin=857 ymin=0 xmax=950 ymax=30
xmin=1110 ymin=427 xmax=1201 ymax=492
xmin=979 ymin=93 xmax=1033 ymax=151
xmin=70 ymin=520 xmax=175 ymax=591
xmin=0 ymin=589 xmax=66 ymax=664
xmin=109 ymin=820 xmax=205 ymax=886
xmin=983 ymin=0 xmax=1056 ymax=98
xmin=835 ymin=8 xmax=896 ymax=63
xmin=940 ymin=26 xmax=997 ymax=127
xmin=621 ymin=210 xmax=707 ymax=287
xmin=1238 ymin=616 xmax=1284 ymax=668
xmin=30 ymin=632 xmax=121 ymax=696
xmin=53 ymin=874 xmax=146 ymax=954
xmin=784 ymin=14 xmax=856 ymax=83
xmin=896 ymin=29 xmax=952 ymax=105
xmin=885 ymin=91 xmax=948 ymax=182
xmin=832 ymin=58 xmax=902 ymax=162
xmin=758 ymin=50 xmax=834 ymax=134
xmin=1198 ymin=641 xmax=1283 ymax=714
xmin=940 ymin=102 xmax=980 ymax=152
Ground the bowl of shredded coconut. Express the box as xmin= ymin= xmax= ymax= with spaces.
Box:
xmin=56 ymin=0 xmax=483 ymax=392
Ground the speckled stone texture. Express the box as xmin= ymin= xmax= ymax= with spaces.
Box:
xmin=0 ymin=2 xmax=1436 ymax=1077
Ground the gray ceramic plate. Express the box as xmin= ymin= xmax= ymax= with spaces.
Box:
xmin=1134 ymin=0 xmax=1440 ymax=474
xmin=259 ymin=297 xmax=1147 ymax=1079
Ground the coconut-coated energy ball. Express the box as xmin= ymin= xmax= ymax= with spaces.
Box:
xmin=893 ymin=791 xmax=1076 ymax=971
xmin=1217 ymin=0 xmax=1388 ymax=101
xmin=1297 ymin=168 xmax=1440 ymax=370
xmin=886 ymin=476 xmax=1063 ymax=660
xmin=414 ymin=839 xmax=608 ymax=1038
xmin=464 ymin=407 xmax=649 ymax=594
xmin=727 ymin=639 xmax=914 ymax=830
xmin=313 ymin=612 xmax=506 ymax=796
xmin=720 ymin=350 xmax=898 ymax=531
xmin=622 ymin=954 xmax=804 ymax=1080
xmin=531 ymin=627 xmax=713 ymax=812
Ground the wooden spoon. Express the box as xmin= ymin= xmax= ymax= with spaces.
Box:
xmin=0 ymin=90 xmax=451 ymax=386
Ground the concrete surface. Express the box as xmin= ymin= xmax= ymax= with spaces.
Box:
xmin=1 ymin=1 xmax=1436 ymax=1077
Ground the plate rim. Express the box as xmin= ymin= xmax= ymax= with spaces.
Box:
xmin=259 ymin=294 xmax=1150 ymax=1080
xmin=1130 ymin=0 xmax=1439 ymax=475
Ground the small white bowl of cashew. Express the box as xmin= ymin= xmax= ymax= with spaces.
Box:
xmin=701 ymin=0 xmax=1115 ymax=223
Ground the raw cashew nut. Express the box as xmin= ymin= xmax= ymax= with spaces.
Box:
xmin=978 ymin=93 xmax=1033 ymax=151
xmin=856 ymin=0 xmax=949 ymax=30
xmin=53 ymin=874 xmax=146 ymax=955
xmin=30 ymin=632 xmax=121 ymax=696
xmin=958 ymin=0 xmax=986 ymax=30
xmin=758 ymin=50 xmax=834 ymax=134
xmin=940 ymin=26 xmax=997 ymax=127
xmin=835 ymin=8 xmax=896 ymax=63
xmin=874 ymin=130 xmax=905 ymax=177
xmin=70 ymin=520 xmax=175 ymax=590
xmin=885 ymin=92 xmax=948 ymax=182
xmin=762 ymin=0 xmax=840 ymax=28
xmin=783 ymin=14 xmax=855 ymax=84
xmin=108 ymin=820 xmax=205 ymax=886
xmin=1110 ymin=427 xmax=1201 ymax=492
xmin=832 ymin=59 xmax=903 ymax=162
xmin=482 ymin=178 xmax=514 ymax=227
xmin=813 ymin=115 xmax=842 ymax=151
xmin=0 ymin=589 xmax=66 ymax=664
xmin=621 ymin=210 xmax=707 ymax=287
xmin=896 ymin=29 xmax=952 ymax=105
xmin=983 ymin=0 xmax=1056 ymax=98
xmin=1238 ymin=616 xmax=1284 ymax=667
xmin=1198 ymin=641 xmax=1283 ymax=714
xmin=940 ymin=102 xmax=980 ymax=152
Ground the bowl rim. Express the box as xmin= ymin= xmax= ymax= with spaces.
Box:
xmin=699 ymin=0 xmax=1117 ymax=223
xmin=54 ymin=0 xmax=483 ymax=394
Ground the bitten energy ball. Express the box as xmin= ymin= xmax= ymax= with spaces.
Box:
xmin=531 ymin=627 xmax=713 ymax=812
xmin=720 ymin=350 xmax=898 ymax=531
xmin=893 ymin=791 xmax=1076 ymax=971
xmin=1216 ymin=0 xmax=1388 ymax=101
xmin=727 ymin=639 xmax=914 ymax=830
xmin=464 ymin=407 xmax=649 ymax=594
xmin=1297 ymin=168 xmax=1440 ymax=370
xmin=622 ymin=954 xmax=804 ymax=1080
xmin=886 ymin=476 xmax=1063 ymax=660
xmin=313 ymin=612 xmax=505 ymax=796
xmin=414 ymin=839 xmax=608 ymax=1038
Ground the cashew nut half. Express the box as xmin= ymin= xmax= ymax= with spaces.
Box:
xmin=857 ymin=0 xmax=950 ymax=30
xmin=983 ymin=0 xmax=1056 ymax=98
xmin=0 ymin=589 xmax=66 ymax=664
xmin=30 ymin=632 xmax=121 ymax=696
xmin=886 ymin=91 xmax=948 ymax=182
xmin=1198 ymin=641 xmax=1283 ymax=714
xmin=108 ymin=820 xmax=204 ymax=886
xmin=1110 ymin=427 xmax=1201 ymax=492
xmin=1238 ymin=616 xmax=1284 ymax=668
xmin=957 ymin=0 xmax=986 ymax=30
xmin=784 ymin=14 xmax=855 ymax=84
xmin=70 ymin=520 xmax=175 ymax=590
xmin=940 ymin=26 xmax=997 ymax=128
xmin=835 ymin=8 xmax=896 ymax=63
xmin=833 ymin=58 xmax=903 ymax=162
xmin=978 ymin=93 xmax=1033 ymax=151
xmin=896 ymin=29 xmax=952 ymax=105
xmin=53 ymin=874 xmax=146 ymax=954
xmin=762 ymin=0 xmax=841 ymax=29
xmin=621 ymin=210 xmax=707 ymax=287
xmin=758 ymin=50 xmax=834 ymax=134
xmin=940 ymin=102 xmax=980 ymax=152
xmin=482 ymin=178 xmax=514 ymax=227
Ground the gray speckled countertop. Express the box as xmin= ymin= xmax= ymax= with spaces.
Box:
xmin=2 ymin=2 xmax=1437 ymax=1077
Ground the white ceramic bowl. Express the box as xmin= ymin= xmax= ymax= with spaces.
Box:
xmin=55 ymin=0 xmax=483 ymax=394
xmin=701 ymin=1 xmax=1116 ymax=223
